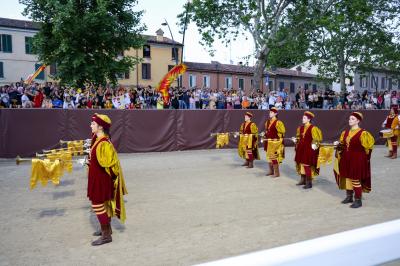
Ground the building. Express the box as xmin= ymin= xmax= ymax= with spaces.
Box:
xmin=0 ymin=17 xmax=182 ymax=87
xmin=0 ymin=18 xmax=43 ymax=85
xmin=354 ymin=67 xmax=400 ymax=92
xmin=182 ymin=61 xmax=324 ymax=93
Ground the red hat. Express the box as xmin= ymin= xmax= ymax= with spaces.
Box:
xmin=350 ymin=112 xmax=363 ymax=121
xmin=92 ymin=113 xmax=111 ymax=130
xmin=303 ymin=111 xmax=315 ymax=120
xmin=245 ymin=112 xmax=253 ymax=118
xmin=270 ymin=107 xmax=278 ymax=114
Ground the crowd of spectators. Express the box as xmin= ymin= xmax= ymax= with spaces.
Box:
xmin=1 ymin=82 xmax=399 ymax=110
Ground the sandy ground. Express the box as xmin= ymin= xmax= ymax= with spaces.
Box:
xmin=0 ymin=147 xmax=399 ymax=266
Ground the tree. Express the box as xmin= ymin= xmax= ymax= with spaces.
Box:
xmin=178 ymin=0 xmax=337 ymax=91
xmin=307 ymin=0 xmax=400 ymax=92
xmin=20 ymin=0 xmax=146 ymax=86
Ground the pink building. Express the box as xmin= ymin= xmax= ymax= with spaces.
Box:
xmin=182 ymin=61 xmax=325 ymax=94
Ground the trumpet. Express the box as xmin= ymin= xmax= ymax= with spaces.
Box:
xmin=59 ymin=139 xmax=91 ymax=145
xmin=260 ymin=137 xmax=294 ymax=143
xmin=41 ymin=148 xmax=90 ymax=154
xmin=16 ymin=155 xmax=88 ymax=166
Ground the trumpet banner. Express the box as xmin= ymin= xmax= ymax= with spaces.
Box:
xmin=156 ymin=64 xmax=187 ymax=103
xmin=67 ymin=140 xmax=84 ymax=156
xmin=46 ymin=150 xmax=73 ymax=173
xmin=239 ymin=134 xmax=253 ymax=150
xmin=30 ymin=158 xmax=63 ymax=190
xmin=317 ymin=146 xmax=335 ymax=168
xmin=266 ymin=139 xmax=283 ymax=158
xmin=216 ymin=133 xmax=229 ymax=148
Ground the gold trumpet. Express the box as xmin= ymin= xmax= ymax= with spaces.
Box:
xmin=41 ymin=148 xmax=90 ymax=154
xmin=16 ymin=155 xmax=88 ymax=166
xmin=59 ymin=139 xmax=91 ymax=146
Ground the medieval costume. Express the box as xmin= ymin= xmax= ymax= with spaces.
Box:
xmin=334 ymin=112 xmax=374 ymax=208
xmin=294 ymin=111 xmax=323 ymax=189
xmin=88 ymin=113 xmax=127 ymax=245
xmin=238 ymin=112 xmax=260 ymax=168
xmin=264 ymin=107 xmax=286 ymax=177
xmin=382 ymin=106 xmax=399 ymax=159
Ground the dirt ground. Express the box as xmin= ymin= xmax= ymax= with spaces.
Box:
xmin=0 ymin=146 xmax=399 ymax=266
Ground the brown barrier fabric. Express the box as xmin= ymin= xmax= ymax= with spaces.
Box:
xmin=0 ymin=109 xmax=388 ymax=158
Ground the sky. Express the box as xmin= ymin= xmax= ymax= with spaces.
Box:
xmin=0 ymin=0 xmax=256 ymax=65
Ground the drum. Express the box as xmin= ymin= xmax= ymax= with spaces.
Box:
xmin=379 ymin=129 xmax=394 ymax=138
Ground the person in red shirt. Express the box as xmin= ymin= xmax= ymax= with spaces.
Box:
xmin=33 ymin=89 xmax=44 ymax=108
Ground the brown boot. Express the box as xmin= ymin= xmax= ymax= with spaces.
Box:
xmin=391 ymin=152 xmax=397 ymax=159
xmin=385 ymin=151 xmax=393 ymax=158
xmin=93 ymin=224 xmax=113 ymax=236
xmin=303 ymin=176 xmax=312 ymax=189
xmin=91 ymin=223 xmax=112 ymax=246
xmin=242 ymin=160 xmax=249 ymax=166
xmin=272 ymin=164 xmax=280 ymax=177
xmin=247 ymin=160 xmax=254 ymax=168
xmin=341 ymin=190 xmax=354 ymax=204
xmin=296 ymin=175 xmax=306 ymax=186
xmin=266 ymin=163 xmax=273 ymax=176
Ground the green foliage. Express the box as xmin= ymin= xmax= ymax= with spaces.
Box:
xmin=20 ymin=0 xmax=146 ymax=86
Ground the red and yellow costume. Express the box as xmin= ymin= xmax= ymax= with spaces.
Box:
xmin=334 ymin=112 xmax=374 ymax=208
xmin=88 ymin=114 xmax=127 ymax=245
xmin=264 ymin=107 xmax=285 ymax=177
xmin=382 ymin=106 xmax=399 ymax=159
xmin=294 ymin=111 xmax=323 ymax=188
xmin=238 ymin=112 xmax=260 ymax=168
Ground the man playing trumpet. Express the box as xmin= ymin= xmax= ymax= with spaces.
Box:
xmin=293 ymin=111 xmax=322 ymax=189
xmin=334 ymin=112 xmax=374 ymax=208
xmin=382 ymin=106 xmax=399 ymax=159
xmin=238 ymin=112 xmax=260 ymax=168
xmin=88 ymin=113 xmax=127 ymax=246
xmin=263 ymin=107 xmax=286 ymax=177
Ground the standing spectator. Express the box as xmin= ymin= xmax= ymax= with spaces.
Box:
xmin=33 ymin=89 xmax=44 ymax=108
xmin=21 ymin=90 xmax=33 ymax=108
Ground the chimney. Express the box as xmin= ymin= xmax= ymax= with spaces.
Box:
xmin=156 ymin=28 xmax=164 ymax=42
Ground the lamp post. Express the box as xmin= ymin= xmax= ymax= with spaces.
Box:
xmin=161 ymin=19 xmax=178 ymax=66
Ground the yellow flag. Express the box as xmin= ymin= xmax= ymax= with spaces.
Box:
xmin=317 ymin=146 xmax=335 ymax=168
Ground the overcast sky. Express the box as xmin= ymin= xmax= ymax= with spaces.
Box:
xmin=0 ymin=0 xmax=256 ymax=65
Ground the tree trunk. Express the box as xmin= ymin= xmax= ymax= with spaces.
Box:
xmin=338 ymin=63 xmax=346 ymax=93
xmin=253 ymin=49 xmax=267 ymax=92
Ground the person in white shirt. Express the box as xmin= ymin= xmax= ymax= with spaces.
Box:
xmin=63 ymin=95 xmax=75 ymax=109
xmin=21 ymin=90 xmax=33 ymax=108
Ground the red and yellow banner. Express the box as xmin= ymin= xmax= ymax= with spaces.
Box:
xmin=24 ymin=64 xmax=46 ymax=84
xmin=156 ymin=63 xmax=187 ymax=103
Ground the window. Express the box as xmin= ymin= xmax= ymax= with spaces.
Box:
xmin=381 ymin=77 xmax=386 ymax=90
xmin=189 ymin=74 xmax=196 ymax=88
xmin=225 ymin=76 xmax=232 ymax=89
xmin=168 ymin=65 xmax=174 ymax=71
xmin=279 ymin=82 xmax=284 ymax=90
xmin=35 ymin=64 xmax=44 ymax=80
xmin=0 ymin=34 xmax=12 ymax=53
xmin=171 ymin=47 xmax=178 ymax=61
xmin=0 ymin=62 xmax=3 ymax=78
xmin=388 ymin=78 xmax=392 ymax=90
xmin=116 ymin=71 xmax=129 ymax=79
xmin=290 ymin=82 xmax=295 ymax=93
xmin=268 ymin=81 xmax=273 ymax=90
xmin=142 ymin=63 xmax=151 ymax=79
xmin=50 ymin=64 xmax=57 ymax=76
xmin=250 ymin=79 xmax=253 ymax=89
xmin=238 ymin=78 xmax=244 ymax=90
xmin=143 ymin=45 xmax=151 ymax=58
xmin=25 ymin=37 xmax=34 ymax=54
xmin=203 ymin=75 xmax=210 ymax=88
xmin=304 ymin=83 xmax=309 ymax=90
xmin=371 ymin=75 xmax=378 ymax=90
xmin=312 ymin=84 xmax=317 ymax=91
xmin=360 ymin=75 xmax=368 ymax=88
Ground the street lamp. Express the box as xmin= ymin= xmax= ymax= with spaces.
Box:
xmin=161 ymin=19 xmax=178 ymax=66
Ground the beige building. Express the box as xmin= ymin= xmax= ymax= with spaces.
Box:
xmin=118 ymin=29 xmax=182 ymax=88
xmin=0 ymin=17 xmax=182 ymax=87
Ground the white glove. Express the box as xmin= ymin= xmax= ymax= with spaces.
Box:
xmin=311 ymin=143 xmax=318 ymax=150
xmin=291 ymin=137 xmax=297 ymax=143
xmin=333 ymin=141 xmax=339 ymax=146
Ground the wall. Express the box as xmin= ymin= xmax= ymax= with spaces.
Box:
xmin=0 ymin=109 xmax=387 ymax=158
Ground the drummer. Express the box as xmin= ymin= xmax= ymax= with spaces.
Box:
xmin=382 ymin=106 xmax=399 ymax=159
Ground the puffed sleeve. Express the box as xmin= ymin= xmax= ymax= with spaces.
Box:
xmin=250 ymin=123 xmax=258 ymax=134
xmin=360 ymin=131 xmax=375 ymax=152
xmin=296 ymin=127 xmax=300 ymax=138
xmin=96 ymin=141 xmax=120 ymax=177
xmin=276 ymin=120 xmax=286 ymax=137
xmin=311 ymin=126 xmax=323 ymax=143
xmin=339 ymin=131 xmax=346 ymax=143
xmin=391 ymin=116 xmax=399 ymax=130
